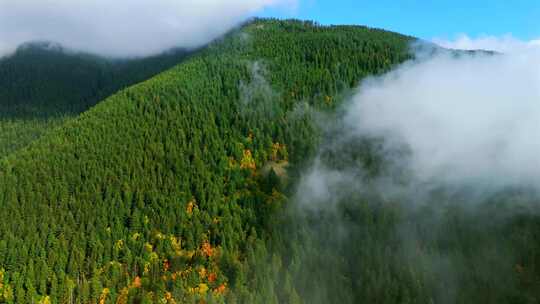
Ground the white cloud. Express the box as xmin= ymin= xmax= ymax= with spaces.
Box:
xmin=0 ymin=0 xmax=294 ymax=58
xmin=344 ymin=49 xmax=540 ymax=189
xmin=433 ymin=34 xmax=540 ymax=53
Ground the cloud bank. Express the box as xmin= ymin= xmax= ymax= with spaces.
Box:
xmin=0 ymin=0 xmax=294 ymax=58
xmin=296 ymin=41 xmax=540 ymax=212
xmin=433 ymin=34 xmax=540 ymax=53
xmin=344 ymin=48 xmax=540 ymax=189
xmin=290 ymin=42 xmax=540 ymax=303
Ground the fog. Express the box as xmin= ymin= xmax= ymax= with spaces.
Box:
xmin=288 ymin=41 xmax=540 ymax=303
xmin=0 ymin=0 xmax=294 ymax=58
xmin=343 ymin=45 xmax=540 ymax=190
xmin=434 ymin=34 xmax=540 ymax=53
xmin=295 ymin=38 xmax=540 ymax=211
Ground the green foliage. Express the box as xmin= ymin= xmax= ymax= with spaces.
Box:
xmin=4 ymin=16 xmax=538 ymax=304
xmin=2 ymin=17 xmax=538 ymax=304
xmin=0 ymin=42 xmax=190 ymax=158
xmin=0 ymin=117 xmax=69 ymax=158
xmin=0 ymin=42 xmax=190 ymax=118
xmin=0 ymin=18 xmax=412 ymax=303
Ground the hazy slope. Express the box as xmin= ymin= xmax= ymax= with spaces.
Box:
xmin=0 ymin=19 xmax=411 ymax=303
xmin=0 ymin=42 xmax=191 ymax=117
xmin=0 ymin=43 xmax=190 ymax=157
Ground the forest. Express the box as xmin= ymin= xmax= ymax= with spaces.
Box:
xmin=0 ymin=18 xmax=538 ymax=304
xmin=0 ymin=42 xmax=190 ymax=158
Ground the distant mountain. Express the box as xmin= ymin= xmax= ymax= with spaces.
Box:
xmin=0 ymin=42 xmax=191 ymax=118
xmin=0 ymin=41 xmax=191 ymax=158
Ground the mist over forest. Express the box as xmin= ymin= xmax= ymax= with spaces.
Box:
xmin=0 ymin=1 xmax=539 ymax=303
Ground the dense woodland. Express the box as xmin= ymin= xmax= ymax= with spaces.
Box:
xmin=0 ymin=18 xmax=538 ymax=304
xmin=0 ymin=43 xmax=190 ymax=157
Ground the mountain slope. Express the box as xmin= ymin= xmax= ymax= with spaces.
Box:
xmin=0 ymin=42 xmax=191 ymax=117
xmin=0 ymin=43 xmax=190 ymax=158
xmin=0 ymin=19 xmax=412 ymax=303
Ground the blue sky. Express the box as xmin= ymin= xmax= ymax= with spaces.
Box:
xmin=260 ymin=0 xmax=540 ymax=41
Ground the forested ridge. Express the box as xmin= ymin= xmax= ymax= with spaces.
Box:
xmin=0 ymin=19 xmax=412 ymax=303
xmin=0 ymin=43 xmax=190 ymax=157
xmin=1 ymin=18 xmax=538 ymax=304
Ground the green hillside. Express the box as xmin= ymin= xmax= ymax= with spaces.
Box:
xmin=0 ymin=43 xmax=190 ymax=157
xmin=1 ymin=18 xmax=538 ymax=304
xmin=0 ymin=19 xmax=411 ymax=303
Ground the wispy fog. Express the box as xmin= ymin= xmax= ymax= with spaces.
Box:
xmin=433 ymin=34 xmax=540 ymax=53
xmin=295 ymin=40 xmax=540 ymax=214
xmin=289 ymin=43 xmax=540 ymax=303
xmin=345 ymin=47 xmax=540 ymax=190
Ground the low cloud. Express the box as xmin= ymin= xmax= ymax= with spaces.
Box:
xmin=294 ymin=42 xmax=540 ymax=213
xmin=0 ymin=0 xmax=295 ymax=58
xmin=287 ymin=45 xmax=540 ymax=302
xmin=433 ymin=34 xmax=540 ymax=53
xmin=344 ymin=47 xmax=540 ymax=191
